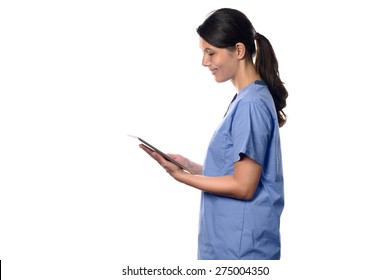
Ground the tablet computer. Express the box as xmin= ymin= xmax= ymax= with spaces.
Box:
xmin=128 ymin=135 xmax=193 ymax=173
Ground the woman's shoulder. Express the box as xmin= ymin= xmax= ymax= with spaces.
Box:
xmin=239 ymin=81 xmax=273 ymax=106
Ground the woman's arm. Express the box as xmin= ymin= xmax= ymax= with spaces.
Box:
xmin=139 ymin=144 xmax=261 ymax=200
xmin=172 ymin=155 xmax=261 ymax=200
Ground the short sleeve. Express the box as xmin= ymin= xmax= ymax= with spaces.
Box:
xmin=232 ymin=101 xmax=273 ymax=165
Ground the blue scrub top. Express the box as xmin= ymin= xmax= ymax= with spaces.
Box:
xmin=198 ymin=80 xmax=284 ymax=260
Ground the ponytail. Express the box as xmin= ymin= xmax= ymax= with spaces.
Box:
xmin=254 ymin=33 xmax=288 ymax=127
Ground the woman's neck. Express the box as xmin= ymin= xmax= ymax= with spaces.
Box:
xmin=231 ymin=62 xmax=261 ymax=92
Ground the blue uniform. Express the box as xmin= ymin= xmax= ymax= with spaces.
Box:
xmin=198 ymin=80 xmax=284 ymax=260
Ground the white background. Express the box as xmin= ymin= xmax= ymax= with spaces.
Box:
xmin=1 ymin=0 xmax=389 ymax=279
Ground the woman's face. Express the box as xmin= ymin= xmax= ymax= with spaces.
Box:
xmin=199 ymin=37 xmax=239 ymax=83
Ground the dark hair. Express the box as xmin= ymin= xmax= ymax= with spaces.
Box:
xmin=197 ymin=8 xmax=288 ymax=127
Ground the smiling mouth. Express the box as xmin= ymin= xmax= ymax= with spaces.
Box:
xmin=210 ymin=68 xmax=217 ymax=75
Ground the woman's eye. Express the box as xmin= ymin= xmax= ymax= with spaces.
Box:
xmin=205 ymin=49 xmax=214 ymax=56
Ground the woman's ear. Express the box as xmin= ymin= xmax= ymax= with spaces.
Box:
xmin=235 ymin=43 xmax=246 ymax=60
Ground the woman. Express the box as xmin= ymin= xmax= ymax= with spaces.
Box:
xmin=140 ymin=8 xmax=288 ymax=260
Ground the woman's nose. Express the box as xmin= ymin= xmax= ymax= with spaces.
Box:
xmin=202 ymin=55 xmax=210 ymax=67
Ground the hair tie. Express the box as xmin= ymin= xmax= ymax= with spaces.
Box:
xmin=255 ymin=32 xmax=262 ymax=40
